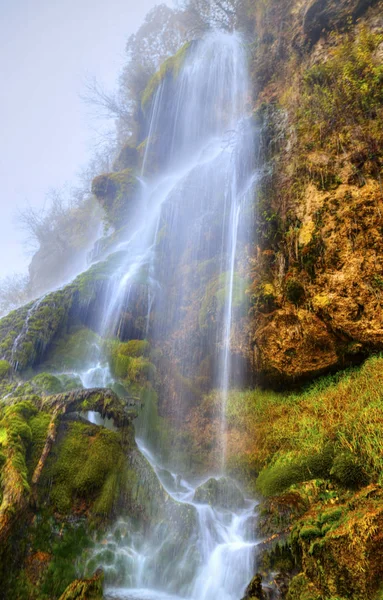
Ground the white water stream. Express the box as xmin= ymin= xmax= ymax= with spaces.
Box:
xmin=80 ymin=31 xmax=258 ymax=600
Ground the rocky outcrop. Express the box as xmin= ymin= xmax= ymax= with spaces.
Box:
xmin=0 ymin=250 xmax=130 ymax=371
xmin=303 ymin=0 xmax=378 ymax=44
xmin=91 ymin=169 xmax=139 ymax=228
xmin=248 ymin=0 xmax=383 ymax=386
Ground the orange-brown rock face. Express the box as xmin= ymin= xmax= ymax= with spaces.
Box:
xmin=253 ymin=179 xmax=383 ymax=384
xmin=247 ymin=0 xmax=383 ymax=385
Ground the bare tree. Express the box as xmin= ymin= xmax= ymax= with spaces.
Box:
xmin=0 ymin=273 xmax=31 ymax=317
xmin=81 ymin=76 xmax=132 ymax=125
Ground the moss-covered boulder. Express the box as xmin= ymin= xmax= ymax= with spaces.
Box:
xmin=193 ymin=477 xmax=245 ymax=510
xmin=286 ymin=573 xmax=321 ymax=600
xmin=58 ymin=569 xmax=104 ymax=600
xmin=91 ymin=169 xmax=139 ymax=228
xmin=108 ymin=339 xmax=155 ymax=389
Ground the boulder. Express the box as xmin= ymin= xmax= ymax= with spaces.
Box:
xmin=241 ymin=574 xmax=266 ymax=600
xmin=193 ymin=477 xmax=245 ymax=510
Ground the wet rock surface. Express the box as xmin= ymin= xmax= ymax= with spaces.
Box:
xmin=193 ymin=476 xmax=245 ymax=510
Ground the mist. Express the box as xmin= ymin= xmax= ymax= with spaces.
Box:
xmin=0 ymin=0 xmax=163 ymax=279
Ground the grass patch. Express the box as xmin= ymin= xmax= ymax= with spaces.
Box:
xmin=226 ymin=355 xmax=383 ymax=494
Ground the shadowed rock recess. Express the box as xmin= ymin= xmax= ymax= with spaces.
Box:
xmin=1 ymin=0 xmax=383 ymax=598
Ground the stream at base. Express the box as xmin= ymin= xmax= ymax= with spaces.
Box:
xmin=73 ymin=358 xmax=260 ymax=600
xmin=96 ymin=438 xmax=259 ymax=600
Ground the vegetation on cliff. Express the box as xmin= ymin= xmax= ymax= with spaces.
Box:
xmin=1 ymin=0 xmax=383 ymax=598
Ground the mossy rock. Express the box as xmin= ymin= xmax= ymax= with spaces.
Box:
xmin=141 ymin=42 xmax=191 ymax=110
xmin=108 ymin=340 xmax=155 ymax=385
xmin=11 ymin=373 xmax=83 ymax=398
xmin=256 ymin=446 xmax=334 ymax=497
xmin=299 ymin=524 xmax=322 ymax=540
xmin=91 ymin=169 xmax=139 ymax=228
xmin=193 ymin=477 xmax=245 ymax=510
xmin=330 ymin=451 xmax=370 ymax=488
xmin=117 ymin=339 xmax=150 ymax=357
xmin=31 ymin=373 xmax=64 ymax=394
xmin=0 ymin=252 xmax=127 ymax=372
xmin=0 ymin=360 xmax=11 ymax=379
xmin=241 ymin=573 xmax=265 ymax=600
xmin=43 ymin=328 xmax=101 ymax=372
xmin=44 ymin=421 xmax=132 ymax=518
xmin=58 ymin=569 xmax=104 ymax=600
xmin=251 ymin=282 xmax=277 ymax=314
xmin=319 ymin=507 xmax=343 ymax=525
xmin=286 ymin=572 xmax=321 ymax=600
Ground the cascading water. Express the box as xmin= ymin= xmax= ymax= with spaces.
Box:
xmin=100 ymin=438 xmax=259 ymax=600
xmin=81 ymin=30 xmax=259 ymax=600
xmin=9 ymin=30 xmax=259 ymax=600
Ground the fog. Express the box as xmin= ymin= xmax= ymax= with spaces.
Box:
xmin=0 ymin=0 xmax=162 ymax=278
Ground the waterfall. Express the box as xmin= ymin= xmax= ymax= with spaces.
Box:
xmin=74 ymin=30 xmax=259 ymax=600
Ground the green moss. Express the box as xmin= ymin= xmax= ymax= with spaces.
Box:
xmin=40 ymin=523 xmax=93 ymax=599
xmin=256 ymin=446 xmax=334 ymax=497
xmin=299 ymin=525 xmax=322 ymax=540
xmin=27 ymin=412 xmax=52 ymax=474
xmin=108 ymin=340 xmax=155 ymax=386
xmin=330 ymin=451 xmax=370 ymax=488
xmin=0 ymin=290 xmax=73 ymax=370
xmin=0 ymin=252 xmax=127 ymax=372
xmin=0 ymin=401 xmax=39 ymax=497
xmin=118 ymin=339 xmax=150 ymax=357
xmin=91 ymin=169 xmax=139 ymax=227
xmin=45 ymin=422 xmax=131 ymax=519
xmin=42 ymin=327 xmax=101 ymax=372
xmin=286 ymin=573 xmax=322 ymax=600
xmin=31 ymin=373 xmax=63 ymax=394
xmin=319 ymin=507 xmax=343 ymax=525
xmin=135 ymin=388 xmax=171 ymax=458
xmin=141 ymin=42 xmax=191 ymax=109
xmin=0 ymin=360 xmax=11 ymax=379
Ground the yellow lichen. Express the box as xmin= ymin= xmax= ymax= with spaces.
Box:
xmin=312 ymin=294 xmax=331 ymax=310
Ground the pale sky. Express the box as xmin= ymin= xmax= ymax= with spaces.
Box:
xmin=0 ymin=0 xmax=161 ymax=278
